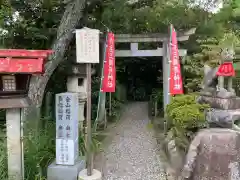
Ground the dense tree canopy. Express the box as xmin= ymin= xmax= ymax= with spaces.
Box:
xmin=0 ymin=0 xmax=239 ymax=116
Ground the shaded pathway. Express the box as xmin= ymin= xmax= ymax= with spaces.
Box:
xmin=99 ymin=102 xmax=167 ymax=180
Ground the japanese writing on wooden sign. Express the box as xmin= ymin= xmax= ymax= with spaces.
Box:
xmin=75 ymin=28 xmax=100 ymax=63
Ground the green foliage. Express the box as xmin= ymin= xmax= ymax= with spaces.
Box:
xmin=151 ymin=88 xmax=163 ymax=102
xmin=0 ymin=121 xmax=56 ymax=180
xmin=181 ymin=0 xmax=240 ymax=92
xmin=166 ymin=94 xmax=209 ymax=151
xmin=132 ymin=87 xmax=147 ymax=101
xmin=91 ymin=76 xmax=123 ymax=122
xmin=24 ymin=121 xmax=56 ymax=179
xmin=184 ymin=32 xmax=240 ymax=92
xmin=0 ymin=118 xmax=102 ymax=180
xmin=183 ymin=55 xmax=203 ymax=92
xmin=98 ymin=0 xmax=223 ymax=34
xmin=1 ymin=0 xmax=65 ymax=49
xmin=0 ymin=132 xmax=7 ymax=180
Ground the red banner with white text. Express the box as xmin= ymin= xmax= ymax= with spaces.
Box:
xmin=101 ymin=32 xmax=116 ymax=92
xmin=169 ymin=25 xmax=183 ymax=95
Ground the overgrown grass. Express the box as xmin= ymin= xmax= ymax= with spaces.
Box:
xmin=0 ymin=133 xmax=7 ymax=180
xmin=24 ymin=121 xmax=56 ymax=179
xmin=0 ymin=119 xmax=102 ymax=180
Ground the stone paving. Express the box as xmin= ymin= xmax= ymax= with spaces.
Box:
xmin=101 ymin=102 xmax=167 ymax=180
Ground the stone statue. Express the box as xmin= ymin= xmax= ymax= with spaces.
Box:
xmin=218 ymin=48 xmax=236 ymax=95
xmin=197 ymin=47 xmax=240 ymax=127
xmin=179 ymin=47 xmax=240 ymax=179
xmin=200 ymin=64 xmax=219 ymax=96
xmin=200 ymin=47 xmax=236 ymax=98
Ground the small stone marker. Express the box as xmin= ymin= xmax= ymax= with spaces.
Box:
xmin=55 ymin=92 xmax=79 ymax=165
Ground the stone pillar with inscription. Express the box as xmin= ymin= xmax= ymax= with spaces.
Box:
xmin=47 ymin=92 xmax=85 ymax=180
xmin=55 ymin=93 xmax=79 ymax=165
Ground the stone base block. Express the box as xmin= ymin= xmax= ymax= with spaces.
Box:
xmin=181 ymin=128 xmax=240 ymax=180
xmin=47 ymin=158 xmax=85 ymax=180
xmin=198 ymin=96 xmax=240 ymax=110
xmin=78 ymin=169 xmax=102 ymax=180
xmin=206 ymin=108 xmax=240 ymax=127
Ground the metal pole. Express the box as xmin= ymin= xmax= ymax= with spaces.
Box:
xmin=86 ymin=63 xmax=93 ymax=176
xmin=163 ymin=40 xmax=170 ymax=116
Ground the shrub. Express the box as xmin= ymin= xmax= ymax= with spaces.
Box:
xmin=166 ymin=94 xmax=209 ymax=151
xmin=151 ymin=88 xmax=164 ymax=116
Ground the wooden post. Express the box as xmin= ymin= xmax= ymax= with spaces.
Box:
xmin=86 ymin=63 xmax=93 ymax=176
xmin=154 ymin=101 xmax=158 ymax=118
xmin=44 ymin=91 xmax=52 ymax=118
xmin=109 ymin=93 xmax=112 ymax=116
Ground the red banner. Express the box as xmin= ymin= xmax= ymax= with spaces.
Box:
xmin=0 ymin=58 xmax=44 ymax=73
xmin=169 ymin=25 xmax=183 ymax=95
xmin=216 ymin=62 xmax=235 ymax=77
xmin=101 ymin=32 xmax=116 ymax=92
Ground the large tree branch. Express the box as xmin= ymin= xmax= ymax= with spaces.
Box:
xmin=22 ymin=0 xmax=86 ymax=120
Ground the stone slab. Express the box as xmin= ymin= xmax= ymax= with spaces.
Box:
xmin=0 ymin=96 xmax=31 ymax=108
xmin=198 ymin=96 xmax=240 ymax=110
xmin=206 ymin=109 xmax=240 ymax=127
xmin=180 ymin=128 xmax=240 ymax=180
xmin=47 ymin=158 xmax=85 ymax=180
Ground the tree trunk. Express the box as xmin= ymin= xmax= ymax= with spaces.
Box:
xmin=22 ymin=0 xmax=86 ymax=122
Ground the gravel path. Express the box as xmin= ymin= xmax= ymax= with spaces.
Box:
xmin=102 ymin=102 xmax=167 ymax=180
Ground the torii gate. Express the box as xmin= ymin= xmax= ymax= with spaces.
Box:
xmin=109 ymin=29 xmax=196 ymax=113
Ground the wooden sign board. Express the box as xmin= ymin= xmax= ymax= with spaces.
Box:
xmin=0 ymin=58 xmax=44 ymax=73
xmin=0 ymin=49 xmax=53 ymax=74
xmin=75 ymin=28 xmax=100 ymax=64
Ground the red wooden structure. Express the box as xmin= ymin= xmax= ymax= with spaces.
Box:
xmin=0 ymin=49 xmax=53 ymax=74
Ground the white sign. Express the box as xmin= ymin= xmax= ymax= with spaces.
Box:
xmin=76 ymin=28 xmax=100 ymax=63
xmin=55 ymin=92 xmax=79 ymax=165
xmin=56 ymin=139 xmax=78 ymax=165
